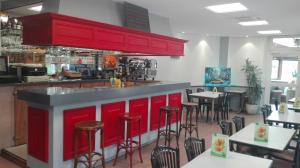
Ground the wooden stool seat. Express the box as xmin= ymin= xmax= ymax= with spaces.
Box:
xmin=75 ymin=121 xmax=104 ymax=131
xmin=160 ymin=106 xmax=179 ymax=112
xmin=121 ymin=114 xmax=142 ymax=121
xmin=74 ymin=121 xmax=105 ymax=168
xmin=182 ymin=102 xmax=198 ymax=107
xmin=113 ymin=113 xmax=143 ymax=168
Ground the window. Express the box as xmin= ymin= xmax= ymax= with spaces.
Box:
xmin=271 ymin=59 xmax=298 ymax=82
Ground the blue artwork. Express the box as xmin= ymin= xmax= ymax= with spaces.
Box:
xmin=205 ymin=67 xmax=231 ymax=86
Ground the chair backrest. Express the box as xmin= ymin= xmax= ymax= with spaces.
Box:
xmin=261 ymin=105 xmax=272 ymax=124
xmin=294 ymin=140 xmax=300 ymax=168
xmin=232 ymin=116 xmax=245 ymax=132
xmin=186 ymin=89 xmax=193 ymax=102
xmin=219 ymin=120 xmax=233 ymax=136
xmin=151 ymin=145 xmax=180 ymax=168
xmin=184 ymin=137 xmax=205 ymax=162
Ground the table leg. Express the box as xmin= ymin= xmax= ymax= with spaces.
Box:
xmin=211 ymin=99 xmax=215 ymax=122
xmin=238 ymin=93 xmax=244 ymax=113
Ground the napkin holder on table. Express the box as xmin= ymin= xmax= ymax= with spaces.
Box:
xmin=211 ymin=133 xmax=229 ymax=158
xmin=294 ymin=98 xmax=300 ymax=108
xmin=279 ymin=103 xmax=288 ymax=113
xmin=254 ymin=123 xmax=269 ymax=142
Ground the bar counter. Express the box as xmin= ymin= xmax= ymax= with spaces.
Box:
xmin=17 ymin=81 xmax=190 ymax=168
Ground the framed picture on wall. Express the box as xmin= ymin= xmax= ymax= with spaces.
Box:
xmin=0 ymin=56 xmax=8 ymax=75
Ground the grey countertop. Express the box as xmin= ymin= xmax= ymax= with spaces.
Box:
xmin=0 ymin=78 xmax=110 ymax=87
xmin=17 ymin=81 xmax=190 ymax=106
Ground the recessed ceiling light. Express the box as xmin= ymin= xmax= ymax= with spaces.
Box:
xmin=257 ymin=30 xmax=282 ymax=35
xmin=181 ymin=31 xmax=185 ymax=34
xmin=206 ymin=3 xmax=248 ymax=13
xmin=28 ymin=5 xmax=42 ymax=12
xmin=239 ymin=20 xmax=268 ymax=26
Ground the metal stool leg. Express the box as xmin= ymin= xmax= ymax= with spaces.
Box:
xmin=138 ymin=119 xmax=143 ymax=163
xmin=156 ymin=109 xmax=162 ymax=146
xmin=87 ymin=130 xmax=92 ymax=168
xmin=73 ymin=129 xmax=79 ymax=168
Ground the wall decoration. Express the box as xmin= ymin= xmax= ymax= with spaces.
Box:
xmin=205 ymin=67 xmax=231 ymax=86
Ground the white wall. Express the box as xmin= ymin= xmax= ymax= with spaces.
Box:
xmin=228 ymin=37 xmax=272 ymax=103
xmin=152 ymin=35 xmax=220 ymax=86
xmin=147 ymin=13 xmax=220 ymax=85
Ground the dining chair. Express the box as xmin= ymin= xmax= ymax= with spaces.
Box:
xmin=219 ymin=120 xmax=234 ymax=151
xmin=184 ymin=137 xmax=206 ymax=162
xmin=196 ymin=88 xmax=207 ymax=117
xmin=219 ymin=120 xmax=233 ymax=136
xmin=222 ymin=92 xmax=229 ymax=120
xmin=261 ymin=105 xmax=272 ymax=125
xmin=186 ymin=89 xmax=193 ymax=102
xmin=213 ymin=94 xmax=225 ymax=122
xmin=268 ymin=140 xmax=300 ymax=168
xmin=151 ymin=145 xmax=180 ymax=168
xmin=232 ymin=116 xmax=245 ymax=132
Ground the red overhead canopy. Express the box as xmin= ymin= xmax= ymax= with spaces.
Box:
xmin=20 ymin=13 xmax=187 ymax=56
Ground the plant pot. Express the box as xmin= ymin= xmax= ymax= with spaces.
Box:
xmin=246 ymin=104 xmax=259 ymax=115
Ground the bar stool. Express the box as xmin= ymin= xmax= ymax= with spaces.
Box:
xmin=180 ymin=102 xmax=199 ymax=138
xmin=73 ymin=121 xmax=105 ymax=168
xmin=156 ymin=106 xmax=180 ymax=147
xmin=113 ymin=113 xmax=143 ymax=168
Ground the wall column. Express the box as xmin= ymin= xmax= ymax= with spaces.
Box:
xmin=219 ymin=36 xmax=229 ymax=67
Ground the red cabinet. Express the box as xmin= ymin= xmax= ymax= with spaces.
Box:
xmin=129 ymin=98 xmax=149 ymax=137
xmin=21 ymin=13 xmax=186 ymax=56
xmin=63 ymin=106 xmax=96 ymax=161
xmin=150 ymin=95 xmax=167 ymax=130
xmin=28 ymin=107 xmax=49 ymax=163
xmin=168 ymin=93 xmax=182 ymax=123
xmin=101 ymin=101 xmax=126 ymax=147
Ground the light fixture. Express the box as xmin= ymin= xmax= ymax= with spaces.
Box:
xmin=257 ymin=30 xmax=282 ymax=35
xmin=28 ymin=5 xmax=43 ymax=12
xmin=181 ymin=31 xmax=185 ymax=34
xmin=239 ymin=20 xmax=268 ymax=26
xmin=206 ymin=3 xmax=248 ymax=13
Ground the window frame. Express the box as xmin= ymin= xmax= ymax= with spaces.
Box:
xmin=271 ymin=58 xmax=298 ymax=82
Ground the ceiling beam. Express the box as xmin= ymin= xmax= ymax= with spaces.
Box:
xmin=1 ymin=0 xmax=42 ymax=11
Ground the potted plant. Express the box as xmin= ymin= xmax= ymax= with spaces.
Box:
xmin=241 ymin=58 xmax=263 ymax=114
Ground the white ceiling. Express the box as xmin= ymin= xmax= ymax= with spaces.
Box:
xmin=114 ymin=0 xmax=300 ymax=37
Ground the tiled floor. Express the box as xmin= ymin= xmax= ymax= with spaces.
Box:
xmin=0 ymin=112 xmax=292 ymax=168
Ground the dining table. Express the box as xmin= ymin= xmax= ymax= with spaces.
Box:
xmin=189 ymin=91 xmax=223 ymax=122
xmin=229 ymin=123 xmax=296 ymax=152
xmin=181 ymin=149 xmax=273 ymax=168
xmin=266 ymin=108 xmax=300 ymax=126
xmin=287 ymin=103 xmax=300 ymax=112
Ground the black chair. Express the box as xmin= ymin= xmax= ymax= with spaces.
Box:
xmin=151 ymin=145 xmax=180 ymax=168
xmin=196 ymin=88 xmax=208 ymax=116
xmin=213 ymin=94 xmax=225 ymax=122
xmin=219 ymin=120 xmax=233 ymax=136
xmin=232 ymin=116 xmax=245 ymax=132
xmin=261 ymin=105 xmax=272 ymax=125
xmin=186 ymin=89 xmax=193 ymax=102
xmin=222 ymin=93 xmax=230 ymax=120
xmin=184 ymin=137 xmax=205 ymax=162
xmin=268 ymin=140 xmax=300 ymax=168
